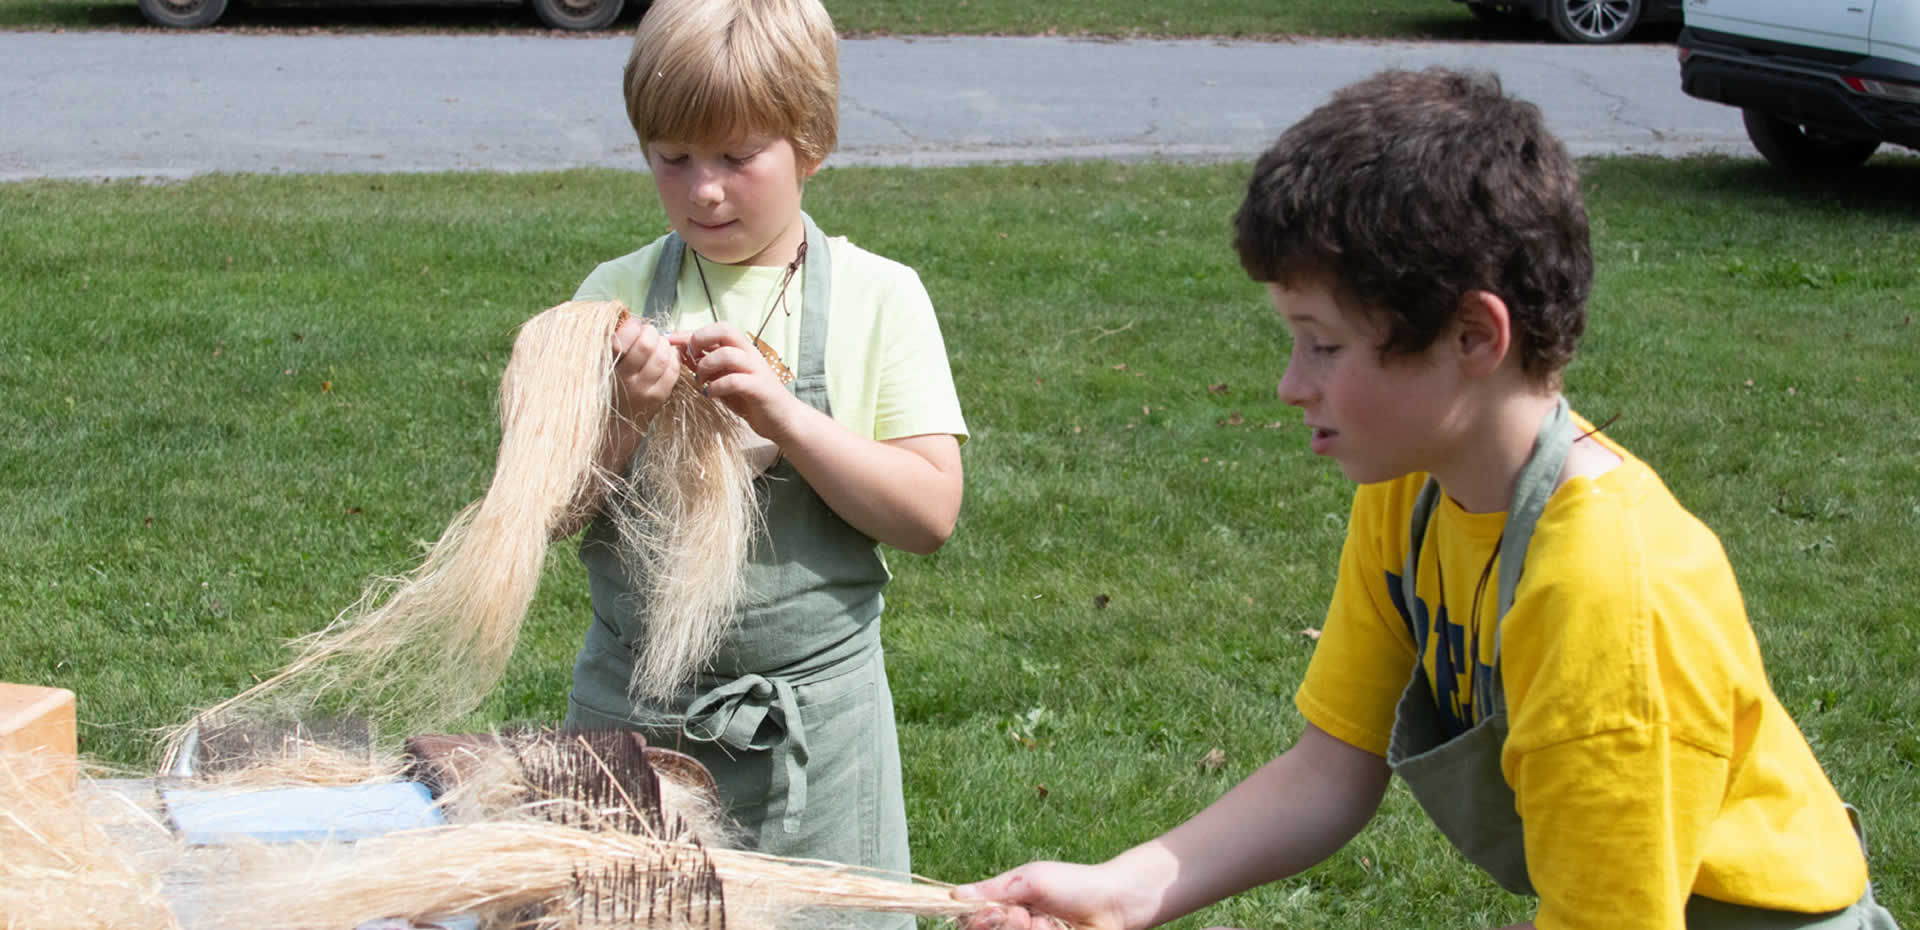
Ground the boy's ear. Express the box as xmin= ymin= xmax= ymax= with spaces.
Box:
xmin=1453 ymin=290 xmax=1512 ymax=378
xmin=800 ymin=157 xmax=823 ymax=180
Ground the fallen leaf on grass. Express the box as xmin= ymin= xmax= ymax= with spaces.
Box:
xmin=1217 ymin=411 xmax=1245 ymax=427
xmin=1299 ymin=628 xmax=1322 ymax=641
xmin=1035 ymin=784 xmax=1049 ymax=799
xmin=1199 ymin=748 xmax=1227 ymax=771
xmin=1208 ymin=383 xmax=1229 ymax=395
xmin=1092 ymin=594 xmax=1110 ymax=609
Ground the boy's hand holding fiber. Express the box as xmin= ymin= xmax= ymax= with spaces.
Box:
xmin=671 ymin=322 xmax=803 ymax=438
xmin=955 ymin=861 xmax=1138 ymax=930
xmin=608 ymin=315 xmax=681 ymax=427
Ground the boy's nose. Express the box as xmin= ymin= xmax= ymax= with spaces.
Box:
xmin=1276 ymin=367 xmax=1309 ymax=407
xmin=690 ymin=169 xmax=724 ymax=206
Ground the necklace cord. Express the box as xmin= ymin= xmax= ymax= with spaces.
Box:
xmin=686 ymin=243 xmax=804 ymax=386
xmin=1433 ymin=521 xmax=1503 ymax=723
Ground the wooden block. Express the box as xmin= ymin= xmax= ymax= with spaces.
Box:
xmin=0 ymin=683 xmax=79 ymax=794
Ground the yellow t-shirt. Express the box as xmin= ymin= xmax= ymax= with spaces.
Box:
xmin=1295 ymin=417 xmax=1866 ymax=929
xmin=574 ymin=233 xmax=968 ymax=445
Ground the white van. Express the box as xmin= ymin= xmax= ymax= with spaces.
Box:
xmin=1678 ymin=0 xmax=1920 ymax=173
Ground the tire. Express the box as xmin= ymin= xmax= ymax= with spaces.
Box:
xmin=137 ymin=0 xmax=228 ymax=28
xmin=1741 ymin=109 xmax=1880 ymax=175
xmin=1547 ymin=0 xmax=1640 ymax=43
xmin=531 ymin=0 xmax=623 ymax=30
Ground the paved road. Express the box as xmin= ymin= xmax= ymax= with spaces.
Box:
xmin=1 ymin=32 xmax=1747 ymax=181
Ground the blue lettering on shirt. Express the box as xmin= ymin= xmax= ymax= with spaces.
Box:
xmin=1386 ymin=568 xmax=1495 ymax=738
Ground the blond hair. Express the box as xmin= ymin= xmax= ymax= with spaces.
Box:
xmin=623 ymin=0 xmax=839 ymax=165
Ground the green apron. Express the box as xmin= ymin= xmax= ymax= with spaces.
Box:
xmin=565 ymin=216 xmax=912 ymax=930
xmin=1384 ymin=398 xmax=1897 ymax=928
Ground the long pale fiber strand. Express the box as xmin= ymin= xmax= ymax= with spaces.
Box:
xmin=608 ymin=348 xmax=758 ymax=705
xmin=165 ymin=300 xmax=752 ymax=762
xmin=204 ymin=820 xmax=976 ymax=930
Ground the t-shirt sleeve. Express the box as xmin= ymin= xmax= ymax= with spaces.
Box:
xmin=1294 ymin=484 xmax=1421 ymax=758
xmin=574 ymin=265 xmax=614 ymax=302
xmin=571 ymin=242 xmax=663 ymax=307
xmin=1516 ymin=727 xmax=1724 ymax=930
xmin=868 ymin=266 xmax=967 ymax=444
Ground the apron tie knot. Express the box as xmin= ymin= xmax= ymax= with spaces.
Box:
xmin=682 ymin=673 xmax=811 ymax=833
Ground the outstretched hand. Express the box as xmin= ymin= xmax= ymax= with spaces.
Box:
xmin=670 ymin=322 xmax=799 ymax=439
xmin=952 ymin=862 xmax=1138 ymax=930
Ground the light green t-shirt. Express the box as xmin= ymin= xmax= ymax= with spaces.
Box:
xmin=574 ymin=234 xmax=968 ymax=445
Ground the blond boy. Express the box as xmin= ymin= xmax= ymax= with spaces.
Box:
xmin=558 ymin=1 xmax=966 ymax=916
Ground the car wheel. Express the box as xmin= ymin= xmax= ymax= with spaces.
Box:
xmin=1547 ymin=0 xmax=1640 ymax=43
xmin=531 ymin=0 xmax=623 ymax=30
xmin=1741 ymin=110 xmax=1880 ymax=175
xmin=137 ymin=0 xmax=229 ymax=28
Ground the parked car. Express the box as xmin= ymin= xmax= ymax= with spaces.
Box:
xmin=1458 ymin=0 xmax=1682 ymax=44
xmin=137 ymin=0 xmax=628 ymax=30
xmin=1678 ymin=0 xmax=1920 ymax=174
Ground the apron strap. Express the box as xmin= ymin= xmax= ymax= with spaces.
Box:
xmin=1401 ymin=479 xmax=1443 ymax=658
xmin=793 ymin=212 xmax=833 ymax=415
xmin=644 ymin=232 xmax=684 ymax=327
xmin=1487 ymin=398 xmax=1577 ymax=715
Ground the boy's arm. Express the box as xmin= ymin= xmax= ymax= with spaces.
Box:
xmin=763 ymin=405 xmax=962 ymax=555
xmin=957 ymin=724 xmax=1389 ymax=930
xmin=673 ymin=323 xmax=963 ymax=554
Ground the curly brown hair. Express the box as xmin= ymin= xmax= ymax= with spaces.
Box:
xmin=1233 ymin=68 xmax=1591 ymax=385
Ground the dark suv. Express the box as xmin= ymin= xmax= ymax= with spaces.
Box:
xmin=1459 ymin=0 xmax=1682 ymax=44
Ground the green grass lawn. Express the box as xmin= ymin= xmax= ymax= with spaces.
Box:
xmin=3 ymin=156 xmax=1916 ymax=926
xmin=0 ymin=0 xmax=1664 ymax=41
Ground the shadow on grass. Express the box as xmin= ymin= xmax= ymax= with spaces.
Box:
xmin=0 ymin=0 xmax=647 ymax=33
xmin=1666 ymin=154 xmax=1920 ymax=218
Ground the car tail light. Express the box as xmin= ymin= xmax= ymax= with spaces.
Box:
xmin=1843 ymin=76 xmax=1920 ymax=103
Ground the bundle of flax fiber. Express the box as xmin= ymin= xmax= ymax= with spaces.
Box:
xmin=162 ymin=299 xmax=756 ymax=769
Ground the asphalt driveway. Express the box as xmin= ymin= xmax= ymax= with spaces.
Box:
xmin=1 ymin=32 xmax=1745 ymax=181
